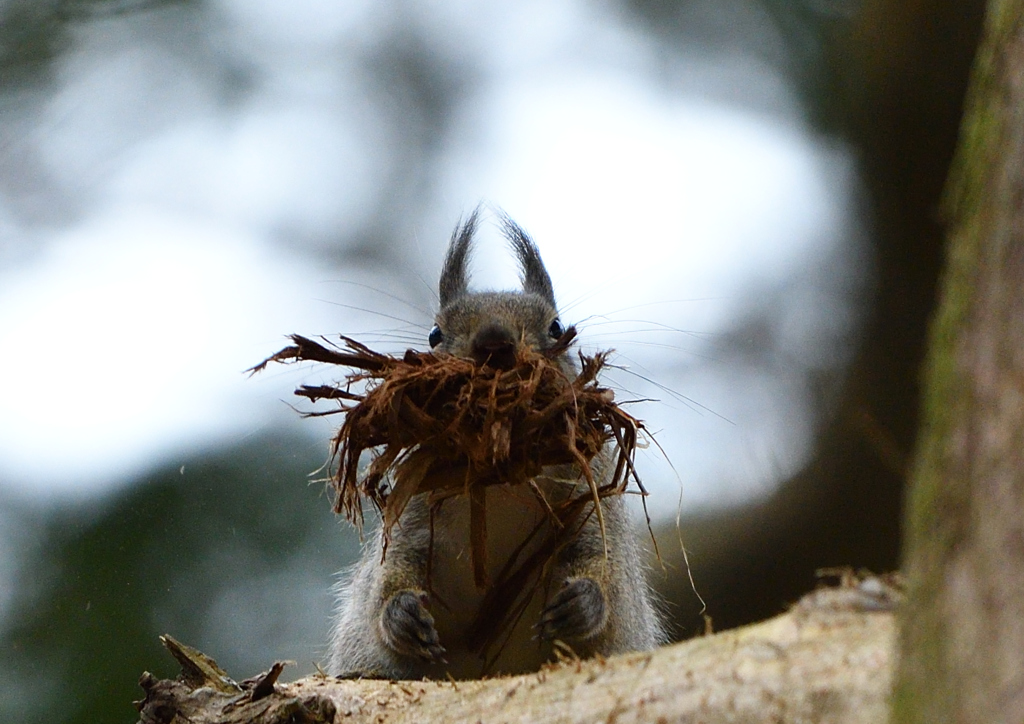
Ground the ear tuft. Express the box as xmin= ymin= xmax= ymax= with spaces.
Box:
xmin=439 ymin=208 xmax=480 ymax=307
xmin=498 ymin=211 xmax=556 ymax=308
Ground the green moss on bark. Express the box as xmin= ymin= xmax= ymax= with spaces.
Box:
xmin=893 ymin=1 xmax=1024 ymax=721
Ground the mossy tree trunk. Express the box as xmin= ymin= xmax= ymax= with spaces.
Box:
xmin=894 ymin=2 xmax=1024 ymax=722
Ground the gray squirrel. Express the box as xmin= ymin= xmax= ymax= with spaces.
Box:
xmin=327 ymin=211 xmax=665 ymax=679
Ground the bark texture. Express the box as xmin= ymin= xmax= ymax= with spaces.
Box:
xmin=893 ymin=2 xmax=1024 ymax=722
xmin=137 ymin=593 xmax=896 ymax=724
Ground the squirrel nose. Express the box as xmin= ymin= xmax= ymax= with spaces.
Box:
xmin=472 ymin=324 xmax=517 ymax=369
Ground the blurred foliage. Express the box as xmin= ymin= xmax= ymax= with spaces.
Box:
xmin=660 ymin=0 xmax=987 ymax=632
xmin=0 ymin=0 xmax=196 ymax=88
xmin=0 ymin=433 xmax=356 ymax=724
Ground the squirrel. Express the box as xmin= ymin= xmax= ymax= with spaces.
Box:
xmin=326 ymin=210 xmax=665 ymax=679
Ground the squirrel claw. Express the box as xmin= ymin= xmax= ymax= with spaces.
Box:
xmin=380 ymin=589 xmax=446 ymax=663
xmin=538 ymin=576 xmax=608 ymax=641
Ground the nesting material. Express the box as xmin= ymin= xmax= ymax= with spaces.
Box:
xmin=249 ymin=329 xmax=644 ymax=598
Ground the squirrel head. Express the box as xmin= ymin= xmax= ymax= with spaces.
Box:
xmin=430 ymin=210 xmax=566 ymax=370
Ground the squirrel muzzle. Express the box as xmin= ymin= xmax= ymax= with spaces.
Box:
xmin=471 ymin=323 xmax=518 ymax=369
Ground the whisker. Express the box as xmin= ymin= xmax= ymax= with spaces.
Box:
xmin=313 ymin=298 xmax=426 ymax=328
xmin=407 ymin=227 xmax=443 ymax=307
xmin=568 ymin=312 xmax=604 ymax=327
xmin=319 ymin=280 xmax=433 ymax=318
xmin=561 ymin=293 xmax=728 ymax=319
xmin=603 ymin=364 xmax=734 ymax=425
xmin=355 ymin=327 xmax=428 ymax=338
xmin=577 ymin=318 xmax=720 ymax=342
xmin=585 ymin=340 xmax=725 ymax=364
xmin=595 ymin=297 xmax=728 ymax=314
xmin=559 ymin=281 xmax=623 ymax=316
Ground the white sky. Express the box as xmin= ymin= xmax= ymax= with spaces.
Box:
xmin=0 ymin=0 xmax=866 ymax=513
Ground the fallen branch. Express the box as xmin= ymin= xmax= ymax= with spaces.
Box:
xmin=136 ymin=582 xmax=897 ymax=724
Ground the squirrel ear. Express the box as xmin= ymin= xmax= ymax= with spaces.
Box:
xmin=499 ymin=212 xmax=556 ymax=308
xmin=439 ymin=209 xmax=479 ymax=307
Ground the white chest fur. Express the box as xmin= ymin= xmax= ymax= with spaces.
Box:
xmin=423 ymin=479 xmax=568 ymax=677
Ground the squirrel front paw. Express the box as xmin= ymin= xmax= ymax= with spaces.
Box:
xmin=379 ymin=589 xmax=446 ymax=663
xmin=538 ymin=576 xmax=608 ymax=641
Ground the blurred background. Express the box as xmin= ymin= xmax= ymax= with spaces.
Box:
xmin=0 ymin=1 xmax=985 ymax=722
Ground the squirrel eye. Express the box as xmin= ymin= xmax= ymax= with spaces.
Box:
xmin=548 ymin=318 xmax=564 ymax=339
xmin=428 ymin=324 xmax=444 ymax=348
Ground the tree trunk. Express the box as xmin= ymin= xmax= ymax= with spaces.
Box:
xmin=893 ymin=2 xmax=1024 ymax=723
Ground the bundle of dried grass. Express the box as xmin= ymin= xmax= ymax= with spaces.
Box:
xmin=249 ymin=328 xmax=645 ymax=595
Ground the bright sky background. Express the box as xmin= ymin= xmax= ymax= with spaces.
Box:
xmin=0 ymin=0 xmax=866 ymax=515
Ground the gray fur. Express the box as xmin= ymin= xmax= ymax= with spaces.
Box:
xmin=438 ymin=209 xmax=478 ymax=307
xmin=327 ymin=215 xmax=665 ymax=679
xmin=498 ymin=211 xmax=556 ymax=307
